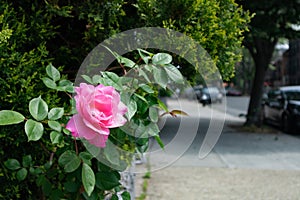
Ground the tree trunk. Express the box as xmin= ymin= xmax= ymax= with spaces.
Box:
xmin=244 ymin=61 xmax=266 ymax=126
xmin=244 ymin=38 xmax=276 ymax=127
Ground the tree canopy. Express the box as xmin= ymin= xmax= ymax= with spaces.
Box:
xmin=137 ymin=0 xmax=251 ymax=80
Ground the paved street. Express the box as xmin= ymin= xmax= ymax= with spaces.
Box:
xmin=214 ymin=96 xmax=250 ymax=117
xmin=135 ymin=97 xmax=300 ymax=200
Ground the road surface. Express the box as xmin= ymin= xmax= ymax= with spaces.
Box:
xmin=134 ymin=97 xmax=300 ymax=199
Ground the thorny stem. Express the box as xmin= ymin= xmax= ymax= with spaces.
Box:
xmin=65 ymin=92 xmax=72 ymax=99
xmin=49 ymin=152 xmax=54 ymax=165
xmin=120 ymin=63 xmax=127 ymax=75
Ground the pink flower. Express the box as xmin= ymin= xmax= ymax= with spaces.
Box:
xmin=66 ymin=83 xmax=127 ymax=147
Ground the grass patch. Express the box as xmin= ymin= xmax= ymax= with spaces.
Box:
xmin=137 ymin=171 xmax=151 ymax=200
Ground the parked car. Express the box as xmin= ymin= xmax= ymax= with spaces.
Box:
xmin=195 ymin=87 xmax=223 ymax=106
xmin=225 ymin=87 xmax=242 ymax=96
xmin=262 ymin=85 xmax=300 ymax=133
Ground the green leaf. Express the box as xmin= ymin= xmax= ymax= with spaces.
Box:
xmin=83 ymin=191 xmax=98 ymax=200
xmin=81 ymin=75 xmax=93 ymax=84
xmin=46 ymin=63 xmax=61 ymax=82
xmin=41 ymin=77 xmax=57 ymax=89
xmin=0 ymin=110 xmax=25 ymax=125
xmin=119 ymin=56 xmax=136 ymax=68
xmin=58 ymin=79 xmax=73 ymax=87
xmin=102 ymin=45 xmax=136 ymax=68
xmin=136 ymin=98 xmax=149 ymax=115
xmin=92 ymin=75 xmax=103 ymax=84
xmin=164 ymin=64 xmax=184 ymax=83
xmin=145 ymin=122 xmax=160 ymax=137
xmin=42 ymin=177 xmax=52 ymax=196
xmin=82 ymin=163 xmax=95 ymax=197
xmin=138 ymin=68 xmax=151 ymax=83
xmin=138 ymin=48 xmax=152 ymax=64
xmin=152 ymin=53 xmax=172 ymax=65
xmin=29 ymin=96 xmax=48 ymax=121
xmin=144 ymin=63 xmax=154 ymax=72
xmin=96 ymin=171 xmax=120 ymax=190
xmin=48 ymin=120 xmax=62 ymax=132
xmin=100 ymin=71 xmax=122 ymax=91
xmin=155 ymin=135 xmax=165 ymax=149
xmin=58 ymin=150 xmax=81 ymax=173
xmin=103 ymin=141 xmax=120 ymax=166
xmin=139 ymin=84 xmax=154 ymax=93
xmin=16 ymin=168 xmax=28 ymax=181
xmin=25 ymin=119 xmax=44 ymax=141
xmin=63 ymin=127 xmax=71 ymax=135
xmin=57 ymin=80 xmax=74 ymax=93
xmin=111 ymin=194 xmax=118 ymax=200
xmin=157 ymin=98 xmax=168 ymax=112
xmin=22 ymin=155 xmax=32 ymax=168
xmin=126 ymin=98 xmax=137 ymax=121
xmin=4 ymin=159 xmax=21 ymax=170
xmin=50 ymin=131 xmax=63 ymax=144
xmin=149 ymin=107 xmax=159 ymax=123
xmin=153 ymin=66 xmax=168 ymax=89
xmin=121 ymin=191 xmax=131 ymax=200
xmin=50 ymin=189 xmax=64 ymax=200
xmin=79 ymin=152 xmax=93 ymax=166
xmin=48 ymin=107 xmax=64 ymax=120
xmin=134 ymin=93 xmax=148 ymax=103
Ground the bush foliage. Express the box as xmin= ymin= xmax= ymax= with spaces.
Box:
xmin=0 ymin=1 xmax=250 ymax=198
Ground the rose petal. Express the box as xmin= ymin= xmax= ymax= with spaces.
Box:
xmin=70 ymin=114 xmax=109 ymax=140
xmin=69 ymin=83 xmax=127 ymax=148
xmin=87 ymin=134 xmax=109 ymax=148
xmin=66 ymin=116 xmax=79 ymax=137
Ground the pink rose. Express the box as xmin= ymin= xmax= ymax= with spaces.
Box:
xmin=66 ymin=83 xmax=127 ymax=147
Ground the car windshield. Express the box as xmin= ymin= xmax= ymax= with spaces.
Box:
xmin=285 ymin=91 xmax=300 ymax=101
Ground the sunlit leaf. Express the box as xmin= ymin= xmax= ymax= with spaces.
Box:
xmin=164 ymin=64 xmax=184 ymax=83
xmin=46 ymin=63 xmax=60 ymax=82
xmin=58 ymin=150 xmax=81 ymax=173
xmin=41 ymin=77 xmax=57 ymax=89
xmin=29 ymin=96 xmax=48 ymax=121
xmin=160 ymin=110 xmax=188 ymax=117
xmin=82 ymin=163 xmax=95 ymax=197
xmin=48 ymin=120 xmax=62 ymax=132
xmin=48 ymin=107 xmax=64 ymax=120
xmin=25 ymin=119 xmax=44 ymax=141
xmin=0 ymin=110 xmax=25 ymax=125
xmin=152 ymin=53 xmax=172 ymax=65
xmin=153 ymin=66 xmax=168 ymax=89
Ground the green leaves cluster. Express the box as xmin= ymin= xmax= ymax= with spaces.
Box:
xmin=1 ymin=65 xmax=129 ymax=199
xmin=1 ymin=49 xmax=186 ymax=199
xmin=136 ymin=0 xmax=251 ymax=80
xmin=42 ymin=64 xmax=74 ymax=93
xmin=4 ymin=155 xmax=32 ymax=181
xmin=83 ymin=49 xmax=185 ymax=155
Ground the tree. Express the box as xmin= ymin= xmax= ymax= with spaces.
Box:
xmin=136 ymin=0 xmax=251 ymax=81
xmin=237 ymin=0 xmax=300 ymax=126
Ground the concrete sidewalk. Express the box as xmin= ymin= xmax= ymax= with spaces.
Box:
xmin=134 ymin=99 xmax=300 ymax=199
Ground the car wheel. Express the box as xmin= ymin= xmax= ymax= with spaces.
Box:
xmin=282 ymin=114 xmax=292 ymax=134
